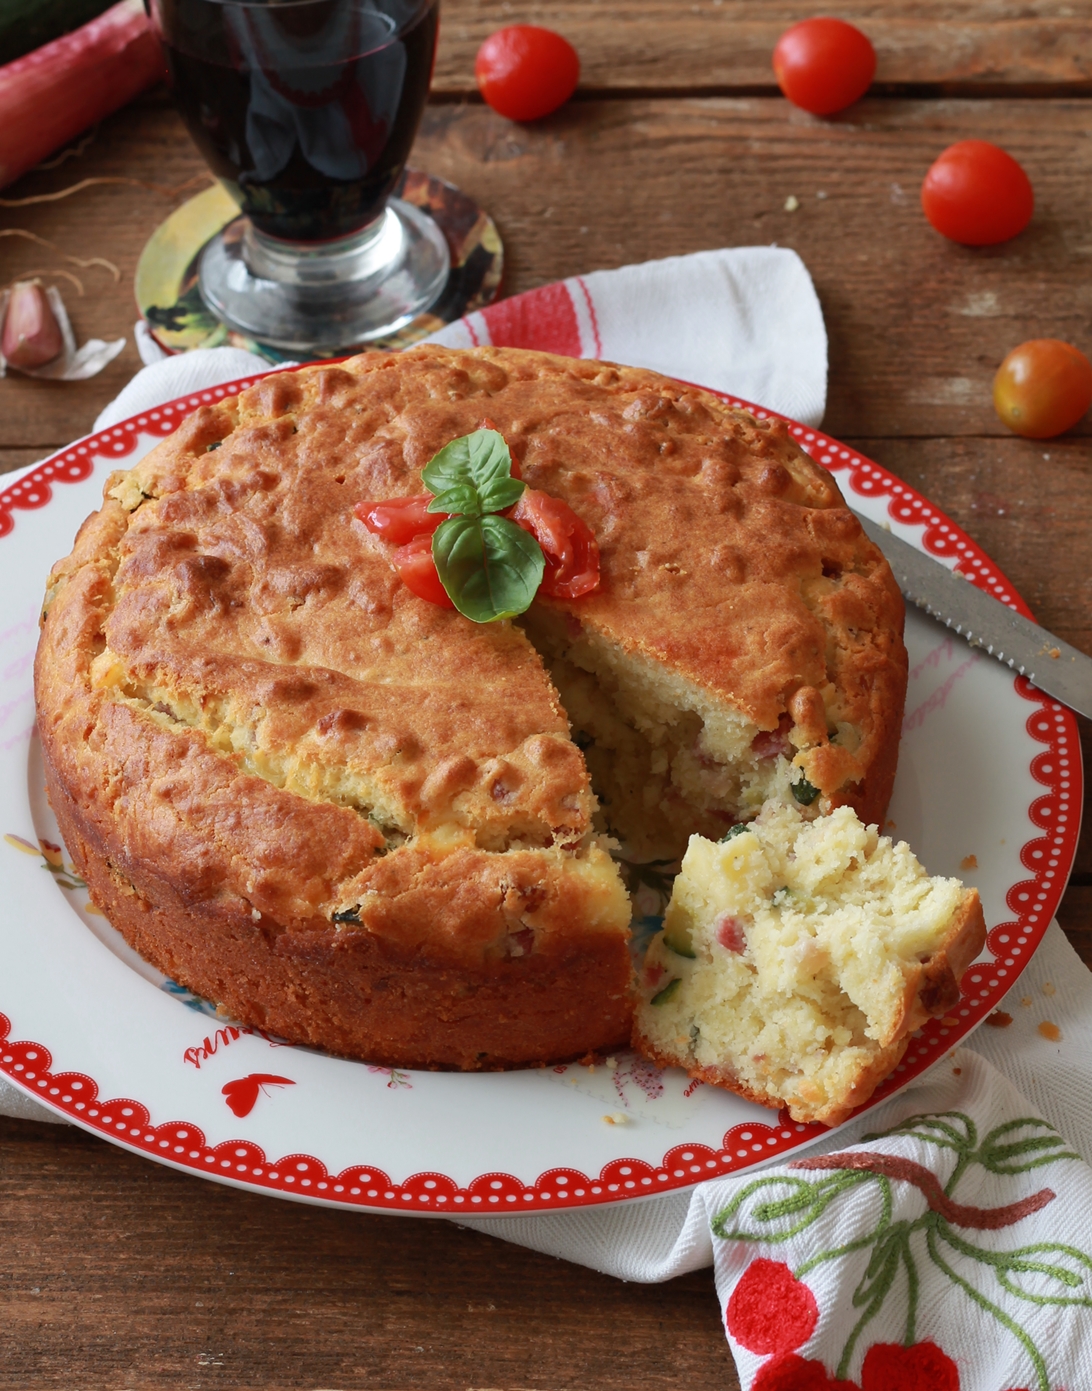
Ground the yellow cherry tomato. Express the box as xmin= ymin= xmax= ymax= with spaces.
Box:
xmin=993 ymin=339 xmax=1092 ymax=439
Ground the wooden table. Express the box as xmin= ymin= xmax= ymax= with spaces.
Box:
xmin=2 ymin=5 xmax=1090 ymax=1386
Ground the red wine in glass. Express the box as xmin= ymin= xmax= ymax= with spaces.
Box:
xmin=148 ymin=0 xmax=449 ymax=351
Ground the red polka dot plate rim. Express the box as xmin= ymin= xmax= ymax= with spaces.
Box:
xmin=0 ymin=372 xmax=1079 ymax=1215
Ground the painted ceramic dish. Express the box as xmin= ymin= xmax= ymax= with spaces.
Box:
xmin=0 ymin=375 xmax=1078 ymax=1213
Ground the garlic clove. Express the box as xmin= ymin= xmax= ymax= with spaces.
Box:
xmin=2 ymin=280 xmax=64 ymax=369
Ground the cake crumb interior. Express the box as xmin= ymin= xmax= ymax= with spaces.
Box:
xmin=521 ymin=606 xmax=802 ymax=862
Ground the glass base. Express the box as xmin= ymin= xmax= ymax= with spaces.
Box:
xmin=198 ymin=197 xmax=451 ymax=354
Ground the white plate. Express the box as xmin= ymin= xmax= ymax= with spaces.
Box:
xmin=0 ymin=377 xmax=1080 ymax=1215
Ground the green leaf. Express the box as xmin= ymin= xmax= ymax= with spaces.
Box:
xmin=422 ymin=428 xmax=515 ymax=501
xmin=428 ymin=481 xmax=481 ymax=517
xmin=479 ymin=474 xmax=526 ymax=515
xmin=420 ymin=429 xmax=542 ymax=622
xmin=432 ymin=514 xmax=544 ymax=623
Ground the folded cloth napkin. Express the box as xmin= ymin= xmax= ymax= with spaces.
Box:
xmin=6 ymin=246 xmax=1092 ymax=1391
xmin=125 ymin=245 xmax=828 ymax=429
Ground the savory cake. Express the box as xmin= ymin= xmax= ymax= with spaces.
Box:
xmin=34 ymin=345 xmax=908 ymax=1069
xmin=634 ymin=802 xmax=986 ymax=1124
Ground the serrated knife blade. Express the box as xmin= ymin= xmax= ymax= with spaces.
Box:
xmin=854 ymin=510 xmax=1092 ymax=721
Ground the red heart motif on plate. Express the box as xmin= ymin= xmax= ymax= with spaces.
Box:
xmin=727 ymin=1258 xmax=819 ymax=1354
xmin=752 ymin=1353 xmax=860 ymax=1391
xmin=221 ymin=1073 xmax=295 ymax=1118
xmin=861 ymin=1342 xmax=960 ymax=1391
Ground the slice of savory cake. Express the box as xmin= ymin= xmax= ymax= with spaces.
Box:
xmin=633 ymin=801 xmax=986 ymax=1125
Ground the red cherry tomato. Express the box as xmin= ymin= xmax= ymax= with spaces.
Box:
xmin=355 ymin=494 xmax=445 ymax=546
xmin=510 ymin=489 xmax=600 ymax=599
xmin=772 ymin=18 xmax=875 ymax=117
xmin=993 ymin=339 xmax=1092 ymax=439
xmin=475 ymin=25 xmax=580 ymax=123
xmin=921 ymin=141 xmax=1034 ymax=246
xmin=391 ymin=533 xmax=454 ymax=608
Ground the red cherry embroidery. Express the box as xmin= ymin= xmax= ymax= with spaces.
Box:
xmin=752 ymin=1353 xmax=860 ymax=1391
xmin=727 ymin=1259 xmax=819 ymax=1354
xmin=860 ymin=1342 xmax=960 ymax=1391
xmin=221 ymin=1073 xmax=295 ymax=1118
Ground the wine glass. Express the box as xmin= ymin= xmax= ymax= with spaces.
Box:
xmin=148 ymin=0 xmax=449 ymax=354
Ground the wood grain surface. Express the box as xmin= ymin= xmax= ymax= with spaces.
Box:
xmin=1 ymin=5 xmax=1090 ymax=1387
xmin=430 ymin=1 xmax=1092 ymax=93
xmin=4 ymin=92 xmax=1092 ymax=449
xmin=0 ymin=1115 xmax=730 ymax=1391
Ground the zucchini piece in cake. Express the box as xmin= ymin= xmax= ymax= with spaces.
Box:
xmin=633 ymin=802 xmax=986 ymax=1125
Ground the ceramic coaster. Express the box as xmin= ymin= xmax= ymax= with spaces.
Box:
xmin=135 ymin=170 xmax=503 ymax=364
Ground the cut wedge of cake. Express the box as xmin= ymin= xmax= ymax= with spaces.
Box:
xmin=633 ymin=802 xmax=986 ymax=1124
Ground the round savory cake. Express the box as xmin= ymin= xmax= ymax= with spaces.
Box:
xmin=34 ymin=345 xmax=908 ymax=1070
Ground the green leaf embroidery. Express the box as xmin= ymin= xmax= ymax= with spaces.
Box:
xmin=433 ymin=514 xmax=545 ymax=624
xmin=866 ymin=1110 xmax=978 ymax=1160
xmin=713 ymin=1169 xmax=879 ymax=1246
xmin=420 ymin=429 xmax=545 ymax=621
xmin=978 ymin=1119 xmax=1082 ymax=1175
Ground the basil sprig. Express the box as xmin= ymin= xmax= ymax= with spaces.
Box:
xmin=422 ymin=429 xmax=545 ymax=623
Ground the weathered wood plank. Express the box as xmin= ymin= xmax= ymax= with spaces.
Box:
xmin=434 ymin=2 xmax=1092 ymax=93
xmin=0 ymin=1115 xmax=735 ymax=1391
xmin=413 ymin=98 xmax=1092 ymax=443
xmin=3 ymin=95 xmax=1092 ymax=449
xmin=1057 ymin=883 xmax=1092 ymax=968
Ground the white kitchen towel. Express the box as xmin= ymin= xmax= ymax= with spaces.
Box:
xmin=426 ymin=246 xmax=828 ymax=428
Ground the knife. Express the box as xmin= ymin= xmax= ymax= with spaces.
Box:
xmin=854 ymin=510 xmax=1092 ymax=720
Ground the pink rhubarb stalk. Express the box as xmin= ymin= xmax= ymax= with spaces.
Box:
xmin=0 ymin=0 xmax=164 ymax=189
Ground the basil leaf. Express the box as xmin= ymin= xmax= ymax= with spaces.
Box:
xmin=422 ymin=428 xmax=512 ymax=497
xmin=428 ymin=481 xmax=481 ymax=517
xmin=432 ymin=514 xmax=545 ymax=623
xmin=477 ymin=474 xmax=525 ymax=515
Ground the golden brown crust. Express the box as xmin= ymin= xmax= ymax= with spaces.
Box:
xmin=35 ymin=345 xmax=907 ymax=1069
xmin=631 ymin=1025 xmax=912 ymax=1129
xmin=911 ymin=888 xmax=987 ymax=1025
xmin=43 ymin=730 xmax=632 ymax=1068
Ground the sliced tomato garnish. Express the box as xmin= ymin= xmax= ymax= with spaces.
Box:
xmin=391 ymin=533 xmax=455 ymax=608
xmin=355 ymin=494 xmax=446 ymax=546
xmin=510 ymin=488 xmax=600 ymax=599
